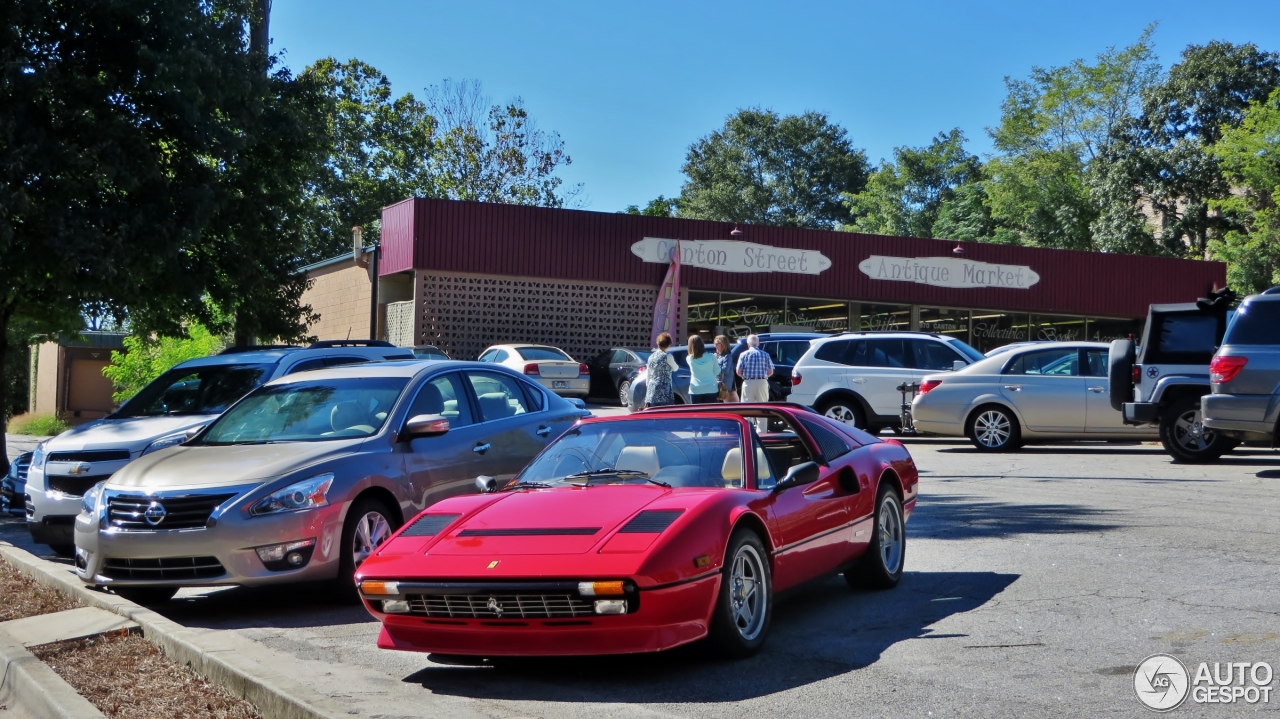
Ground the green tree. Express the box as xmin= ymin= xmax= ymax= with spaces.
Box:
xmin=933 ymin=181 xmax=1003 ymax=243
xmin=1208 ymin=88 xmax=1280 ymax=295
xmin=988 ymin=28 xmax=1161 ymax=250
xmin=844 ymin=129 xmax=981 ymax=238
xmin=622 ymin=196 xmax=680 ymax=217
xmin=678 ymin=108 xmax=869 ymax=229
xmin=298 ymin=58 xmax=437 ymax=262
xmin=103 ymin=324 xmax=227 ymax=403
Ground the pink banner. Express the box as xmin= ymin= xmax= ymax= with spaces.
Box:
xmin=650 ymin=241 xmax=681 ymax=347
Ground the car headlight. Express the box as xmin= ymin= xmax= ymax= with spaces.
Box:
xmin=81 ymin=480 xmax=107 ymax=515
xmin=31 ymin=441 xmax=47 ymax=470
xmin=141 ymin=432 xmax=189 ymax=456
xmin=249 ymin=473 xmax=334 ymax=516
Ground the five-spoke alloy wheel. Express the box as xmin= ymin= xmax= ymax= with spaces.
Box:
xmin=708 ymin=529 xmax=772 ymax=658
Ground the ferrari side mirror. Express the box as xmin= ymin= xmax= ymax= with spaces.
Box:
xmin=773 ymin=461 xmax=820 ymax=491
xmin=475 ymin=475 xmax=497 ymax=493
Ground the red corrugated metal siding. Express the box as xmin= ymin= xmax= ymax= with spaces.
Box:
xmin=382 ymin=198 xmax=1227 ymax=319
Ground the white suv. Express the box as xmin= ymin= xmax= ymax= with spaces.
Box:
xmin=789 ymin=332 xmax=985 ymax=431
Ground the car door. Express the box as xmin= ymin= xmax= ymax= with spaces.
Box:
xmin=846 ymin=339 xmax=916 ymax=416
xmin=1000 ymin=347 xmax=1086 ymax=432
xmin=400 ymin=372 xmax=490 ymax=510
xmin=1083 ymin=347 xmax=1144 ymax=433
xmin=461 ymin=370 xmax=556 ymax=482
xmin=611 ymin=350 xmax=642 ymax=389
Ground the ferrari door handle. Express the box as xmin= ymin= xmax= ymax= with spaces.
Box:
xmin=1003 ymin=385 xmax=1022 ymax=391
xmin=1088 ymin=386 xmax=1105 ymax=393
xmin=536 ymin=426 xmax=551 ymax=437
xmin=473 ymin=443 xmax=491 ymax=454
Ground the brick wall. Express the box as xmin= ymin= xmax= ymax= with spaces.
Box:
xmin=302 ymin=261 xmax=371 ymax=341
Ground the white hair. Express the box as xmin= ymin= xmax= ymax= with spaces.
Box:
xmin=746 ymin=334 xmax=760 ymax=347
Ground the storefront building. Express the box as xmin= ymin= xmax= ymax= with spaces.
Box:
xmin=301 ymin=198 xmax=1226 ymax=361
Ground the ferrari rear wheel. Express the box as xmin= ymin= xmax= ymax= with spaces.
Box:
xmin=846 ymin=485 xmax=905 ymax=590
xmin=707 ymin=529 xmax=771 ymax=659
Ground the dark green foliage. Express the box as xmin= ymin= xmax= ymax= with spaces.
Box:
xmin=622 ymin=196 xmax=680 ymax=217
xmin=845 ymin=129 xmax=982 ymax=238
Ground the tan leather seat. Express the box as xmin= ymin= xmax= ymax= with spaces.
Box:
xmin=616 ymin=446 xmax=661 ymax=476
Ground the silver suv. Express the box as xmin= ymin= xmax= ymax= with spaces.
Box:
xmin=1202 ymin=289 xmax=1280 ymax=449
xmin=73 ymin=360 xmax=586 ymax=604
xmin=26 ymin=341 xmax=413 ymax=554
xmin=789 ymin=332 xmax=984 ymax=431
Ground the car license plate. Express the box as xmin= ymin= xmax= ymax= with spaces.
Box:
xmin=553 ymin=380 xmax=568 ymax=389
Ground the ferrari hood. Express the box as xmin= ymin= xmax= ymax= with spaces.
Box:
xmin=105 ymin=439 xmax=365 ymax=490
xmin=428 ymin=485 xmax=670 ymax=555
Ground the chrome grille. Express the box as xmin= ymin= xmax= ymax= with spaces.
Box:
xmin=48 ymin=450 xmax=130 ymax=463
xmin=107 ymin=493 xmax=235 ymax=530
xmin=405 ymin=593 xmax=595 ymax=619
xmin=14 ymin=455 xmax=30 ymax=482
xmin=102 ymin=556 xmax=225 ymax=580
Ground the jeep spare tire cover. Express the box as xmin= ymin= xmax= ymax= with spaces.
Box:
xmin=1108 ymin=339 xmax=1135 ymax=411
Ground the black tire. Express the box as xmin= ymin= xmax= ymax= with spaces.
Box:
xmin=336 ymin=496 xmax=400 ymax=599
xmin=817 ymin=396 xmax=867 ymax=430
xmin=846 ymin=484 xmax=906 ymax=590
xmin=1108 ymin=339 xmax=1135 ymax=411
xmin=1160 ymin=398 xmax=1231 ymax=463
xmin=617 ymin=379 xmax=631 ymax=408
xmin=707 ymin=529 xmax=772 ymax=659
xmin=49 ymin=544 xmax=75 ymax=558
xmin=112 ymin=586 xmax=179 ymax=605
xmin=966 ymin=405 xmax=1021 ymax=452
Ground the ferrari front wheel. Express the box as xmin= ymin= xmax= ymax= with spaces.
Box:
xmin=707 ymin=529 xmax=772 ymax=659
xmin=847 ymin=485 xmax=905 ymax=590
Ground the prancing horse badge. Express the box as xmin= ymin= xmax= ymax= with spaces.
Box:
xmin=487 ymin=560 xmax=500 ymax=569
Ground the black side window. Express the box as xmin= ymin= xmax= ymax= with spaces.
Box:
xmin=287 ymin=358 xmax=327 ymax=374
xmin=911 ymin=340 xmax=963 ymax=371
xmin=777 ymin=341 xmax=810 ymax=365
xmin=861 ymin=340 xmax=908 ymax=368
xmin=814 ymin=340 xmax=851 ymax=364
xmin=1084 ymin=350 xmax=1108 ymax=377
xmin=325 ymin=356 xmax=370 ymax=368
xmin=610 ymin=350 xmax=630 ymax=364
xmin=519 ymin=377 xmax=546 ymax=411
xmin=799 ymin=417 xmax=853 ymax=461
xmin=1223 ymin=301 xmax=1280 ymax=345
xmin=1005 ymin=348 xmax=1079 ymax=376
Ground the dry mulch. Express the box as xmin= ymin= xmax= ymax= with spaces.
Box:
xmin=33 ymin=633 xmax=262 ymax=719
xmin=0 ymin=559 xmax=79 ymax=621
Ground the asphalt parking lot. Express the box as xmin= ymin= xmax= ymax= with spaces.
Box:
xmin=5 ymin=432 xmax=1279 ymax=718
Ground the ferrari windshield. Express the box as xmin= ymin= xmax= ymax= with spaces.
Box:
xmin=199 ymin=377 xmax=407 ymax=445
xmin=514 ymin=417 xmax=747 ymax=489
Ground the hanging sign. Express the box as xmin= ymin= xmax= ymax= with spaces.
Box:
xmin=631 ymin=237 xmax=831 ymax=275
xmin=858 ymin=255 xmax=1040 ymax=289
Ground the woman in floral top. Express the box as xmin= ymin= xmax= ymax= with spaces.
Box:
xmin=643 ymin=332 xmax=678 ymax=408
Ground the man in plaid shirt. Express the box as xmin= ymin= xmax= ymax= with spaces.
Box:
xmin=736 ymin=334 xmax=774 ymax=430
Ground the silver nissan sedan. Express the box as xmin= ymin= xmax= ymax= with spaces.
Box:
xmin=912 ymin=341 xmax=1158 ymax=451
xmin=73 ymin=360 xmax=586 ymax=604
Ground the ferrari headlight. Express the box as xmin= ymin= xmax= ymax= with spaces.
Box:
xmin=142 ymin=432 xmax=188 ymax=456
xmin=249 ymin=474 xmax=334 ymax=516
xmin=81 ymin=481 xmax=107 ymax=515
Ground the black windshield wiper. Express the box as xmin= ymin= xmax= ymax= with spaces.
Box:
xmin=563 ymin=469 xmax=671 ymax=488
xmin=503 ymin=481 xmax=555 ymax=491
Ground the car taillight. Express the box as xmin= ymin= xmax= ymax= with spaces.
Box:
xmin=918 ymin=379 xmax=942 ymax=396
xmin=792 ymin=372 xmax=802 ymax=386
xmin=1210 ymin=355 xmax=1247 ymax=384
xmin=523 ymin=363 xmax=540 ymax=376
xmin=578 ymin=363 xmax=590 ymax=376
xmin=1132 ymin=365 xmax=1141 ymax=384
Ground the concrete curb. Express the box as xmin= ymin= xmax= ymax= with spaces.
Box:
xmin=0 ymin=631 xmax=107 ymax=719
xmin=0 ymin=543 xmax=351 ymax=719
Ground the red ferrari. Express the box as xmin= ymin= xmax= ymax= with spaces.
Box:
xmin=355 ymin=403 xmax=917 ymax=658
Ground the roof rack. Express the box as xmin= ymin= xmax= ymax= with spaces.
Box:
xmin=834 ymin=330 xmax=942 ymax=338
xmin=308 ymin=340 xmax=397 ymax=349
xmin=218 ymin=344 xmax=300 ymax=355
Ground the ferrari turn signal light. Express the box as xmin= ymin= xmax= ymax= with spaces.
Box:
xmin=578 ymin=580 xmax=626 ymax=596
xmin=360 ymin=580 xmax=400 ymax=596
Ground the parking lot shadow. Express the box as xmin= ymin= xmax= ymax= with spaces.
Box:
xmin=910 ymin=494 xmax=1120 ymax=540
xmin=155 ymin=583 xmax=373 ymax=630
xmin=404 ymin=570 xmax=1017 ymax=703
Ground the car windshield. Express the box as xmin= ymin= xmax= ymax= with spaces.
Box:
xmin=198 ymin=377 xmax=408 ymax=445
xmin=514 ymin=418 xmax=746 ymax=489
xmin=517 ymin=346 xmax=572 ymax=361
xmin=112 ymin=363 xmax=275 ymax=418
xmin=413 ymin=348 xmax=448 ymax=360
xmin=946 ymin=338 xmax=986 ymax=362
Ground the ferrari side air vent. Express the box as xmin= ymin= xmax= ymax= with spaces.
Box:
xmin=618 ymin=510 xmax=684 ymax=534
xmin=400 ymin=514 xmax=461 ymax=537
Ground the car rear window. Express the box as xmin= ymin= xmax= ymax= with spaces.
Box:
xmin=516 ymin=346 xmax=571 ymax=361
xmin=1143 ymin=311 xmax=1223 ymax=364
xmin=1222 ymin=300 xmax=1280 ymax=346
xmin=798 ymin=417 xmax=854 ymax=460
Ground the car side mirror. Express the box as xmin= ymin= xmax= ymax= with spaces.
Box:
xmin=475 ymin=475 xmax=497 ymax=493
xmin=184 ymin=425 xmax=205 ymax=441
xmin=400 ymin=414 xmax=449 ymax=442
xmin=953 ymin=360 xmax=967 ymax=372
xmin=773 ymin=461 xmax=820 ymax=492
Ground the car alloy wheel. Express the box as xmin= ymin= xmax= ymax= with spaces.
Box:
xmin=1172 ymin=408 xmax=1215 ymax=452
xmin=352 ymin=510 xmax=391 ymax=570
xmin=819 ymin=399 xmax=865 ymax=429
xmin=618 ymin=380 xmax=631 ymax=408
xmin=876 ymin=493 xmax=904 ymax=576
xmin=729 ymin=543 xmax=767 ymax=642
xmin=973 ymin=410 xmax=1012 ymax=448
xmin=847 ymin=485 xmax=906 ymax=590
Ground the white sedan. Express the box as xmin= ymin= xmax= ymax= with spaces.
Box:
xmin=477 ymin=344 xmax=590 ymax=398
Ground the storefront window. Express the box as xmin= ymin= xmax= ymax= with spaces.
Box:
xmin=686 ymin=291 xmax=721 ymax=339
xmin=713 ymin=294 xmax=787 ymax=339
xmin=1086 ymin=317 xmax=1144 ymax=344
xmin=856 ymin=303 xmax=911 ymax=333
xmin=785 ymin=298 xmax=851 ymax=334
xmin=918 ymin=307 xmax=970 ymax=343
xmin=1029 ymin=314 xmax=1087 ymax=342
xmin=970 ymin=311 xmax=1030 ymax=353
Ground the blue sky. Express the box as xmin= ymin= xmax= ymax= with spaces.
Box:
xmin=272 ymin=1 xmax=1280 ymax=213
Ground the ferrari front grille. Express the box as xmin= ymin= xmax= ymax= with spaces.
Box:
xmin=404 ymin=593 xmax=595 ymax=619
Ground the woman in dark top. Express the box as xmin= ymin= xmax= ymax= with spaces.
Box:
xmin=714 ymin=334 xmax=738 ymax=402
xmin=643 ymin=333 xmax=677 ymax=408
